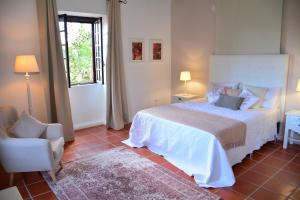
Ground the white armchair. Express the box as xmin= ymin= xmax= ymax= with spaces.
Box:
xmin=0 ymin=106 xmax=64 ymax=185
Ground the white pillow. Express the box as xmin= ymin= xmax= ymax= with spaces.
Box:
xmin=262 ymin=87 xmax=281 ymax=109
xmin=242 ymin=84 xmax=268 ymax=109
xmin=207 ymin=82 xmax=240 ymax=104
xmin=239 ymin=88 xmax=259 ymax=110
xmin=207 ymin=87 xmax=224 ymax=104
xmin=9 ymin=112 xmax=47 ymax=138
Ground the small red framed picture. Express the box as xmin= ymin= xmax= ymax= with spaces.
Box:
xmin=129 ymin=39 xmax=144 ymax=62
xmin=150 ymin=39 xmax=163 ymax=62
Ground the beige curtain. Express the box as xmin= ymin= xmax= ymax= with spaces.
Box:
xmin=106 ymin=0 xmax=129 ymax=130
xmin=36 ymin=0 xmax=74 ymax=141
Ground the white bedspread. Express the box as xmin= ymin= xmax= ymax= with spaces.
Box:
xmin=123 ymin=102 xmax=277 ymax=188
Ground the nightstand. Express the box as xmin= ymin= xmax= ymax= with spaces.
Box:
xmin=283 ymin=110 xmax=300 ymax=149
xmin=171 ymin=93 xmax=202 ymax=103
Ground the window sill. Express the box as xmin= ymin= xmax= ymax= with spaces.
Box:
xmin=69 ymin=82 xmax=104 ymax=88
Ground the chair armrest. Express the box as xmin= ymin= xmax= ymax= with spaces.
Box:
xmin=0 ymin=138 xmax=55 ymax=172
xmin=45 ymin=123 xmax=64 ymax=139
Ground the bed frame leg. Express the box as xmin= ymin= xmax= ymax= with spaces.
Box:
xmin=249 ymin=153 xmax=253 ymax=160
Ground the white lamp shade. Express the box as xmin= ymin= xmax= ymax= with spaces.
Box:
xmin=296 ymin=79 xmax=300 ymax=92
xmin=15 ymin=55 xmax=39 ymax=73
xmin=180 ymin=71 xmax=191 ymax=81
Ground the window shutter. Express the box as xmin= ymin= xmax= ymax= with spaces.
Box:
xmin=94 ymin=18 xmax=104 ymax=84
xmin=58 ymin=14 xmax=71 ymax=88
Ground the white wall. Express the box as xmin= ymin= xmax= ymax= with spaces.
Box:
xmin=171 ymin=0 xmax=215 ymax=96
xmin=215 ymin=0 xmax=283 ymax=54
xmin=57 ymin=0 xmax=106 ymax=15
xmin=68 ymin=84 xmax=106 ymax=129
xmin=0 ymin=0 xmax=47 ymax=122
xmin=121 ymin=0 xmax=172 ymax=119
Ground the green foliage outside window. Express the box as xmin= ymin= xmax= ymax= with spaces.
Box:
xmin=68 ymin=23 xmax=93 ymax=85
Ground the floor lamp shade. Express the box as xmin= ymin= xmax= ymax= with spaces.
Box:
xmin=14 ymin=55 xmax=39 ymax=115
xmin=15 ymin=55 xmax=39 ymax=73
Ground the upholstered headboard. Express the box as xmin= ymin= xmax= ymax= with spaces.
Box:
xmin=210 ymin=54 xmax=289 ymax=121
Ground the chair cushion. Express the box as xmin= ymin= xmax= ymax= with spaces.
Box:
xmin=9 ymin=112 xmax=47 ymax=138
xmin=50 ymin=137 xmax=64 ymax=159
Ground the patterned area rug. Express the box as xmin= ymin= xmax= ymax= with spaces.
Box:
xmin=43 ymin=147 xmax=220 ymax=200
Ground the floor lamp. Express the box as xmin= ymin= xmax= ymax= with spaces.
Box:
xmin=14 ymin=55 xmax=40 ymax=115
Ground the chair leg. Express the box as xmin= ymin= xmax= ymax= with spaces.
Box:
xmin=9 ymin=173 xmax=14 ymax=186
xmin=56 ymin=161 xmax=63 ymax=174
xmin=48 ymin=171 xmax=56 ymax=182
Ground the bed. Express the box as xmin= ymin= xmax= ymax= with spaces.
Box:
xmin=123 ymin=55 xmax=289 ymax=188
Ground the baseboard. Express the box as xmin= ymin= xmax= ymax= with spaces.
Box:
xmin=74 ymin=120 xmax=105 ymax=130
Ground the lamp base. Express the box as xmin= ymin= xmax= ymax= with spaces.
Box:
xmin=25 ymin=73 xmax=33 ymax=115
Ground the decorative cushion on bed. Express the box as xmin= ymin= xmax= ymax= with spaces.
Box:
xmin=215 ymin=94 xmax=244 ymax=110
xmin=242 ymin=85 xmax=268 ymax=109
xmin=9 ymin=112 xmax=47 ymax=138
xmin=224 ymin=88 xmax=241 ymax=97
xmin=239 ymin=88 xmax=259 ymax=110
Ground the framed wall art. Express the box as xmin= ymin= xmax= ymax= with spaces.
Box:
xmin=150 ymin=39 xmax=163 ymax=62
xmin=129 ymin=39 xmax=144 ymax=62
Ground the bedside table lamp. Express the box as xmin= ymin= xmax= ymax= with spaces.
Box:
xmin=14 ymin=55 xmax=40 ymax=115
xmin=180 ymin=71 xmax=191 ymax=95
xmin=296 ymin=79 xmax=300 ymax=92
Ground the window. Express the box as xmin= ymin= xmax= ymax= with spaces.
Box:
xmin=59 ymin=15 xmax=104 ymax=87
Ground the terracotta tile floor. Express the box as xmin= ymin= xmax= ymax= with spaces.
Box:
xmin=1 ymin=125 xmax=300 ymax=200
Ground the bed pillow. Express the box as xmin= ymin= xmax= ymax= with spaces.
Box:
xmin=207 ymin=86 xmax=224 ymax=104
xmin=215 ymin=94 xmax=244 ymax=110
xmin=243 ymin=85 xmax=268 ymax=109
xmin=239 ymin=88 xmax=259 ymax=110
xmin=9 ymin=112 xmax=47 ymax=138
xmin=207 ymin=82 xmax=240 ymax=104
xmin=262 ymin=87 xmax=281 ymax=109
